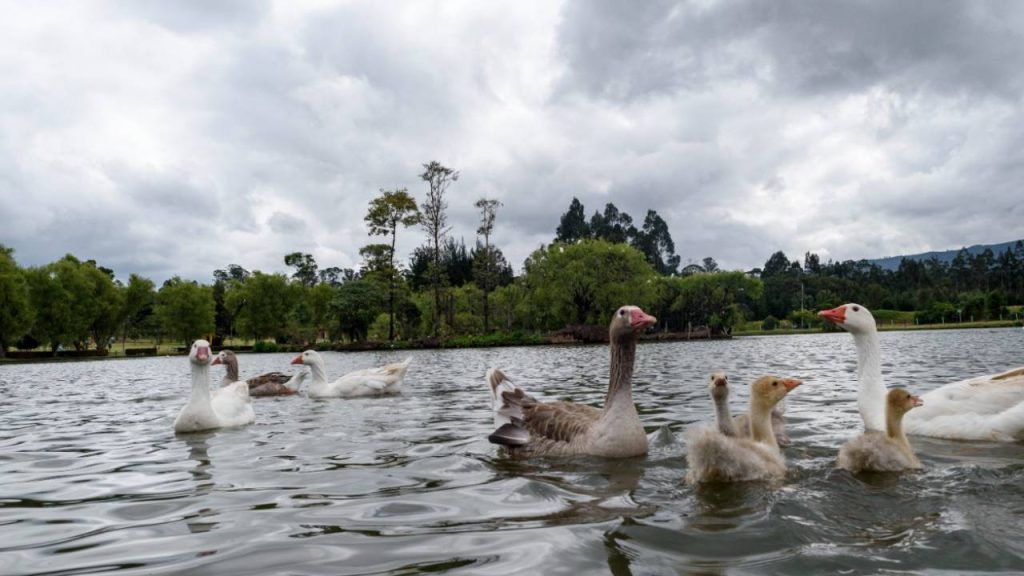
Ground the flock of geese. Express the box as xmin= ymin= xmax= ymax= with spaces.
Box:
xmin=174 ymin=303 xmax=1024 ymax=483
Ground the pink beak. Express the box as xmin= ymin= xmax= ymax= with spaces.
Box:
xmin=630 ymin=307 xmax=657 ymax=330
xmin=211 ymin=355 xmax=222 ymax=366
xmin=196 ymin=346 xmax=209 ymax=363
xmin=781 ymin=378 xmax=802 ymax=391
xmin=290 ymin=354 xmax=304 ymax=365
xmin=911 ymin=395 xmax=923 ymax=408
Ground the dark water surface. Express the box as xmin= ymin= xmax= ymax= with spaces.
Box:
xmin=2 ymin=328 xmax=1024 ymax=575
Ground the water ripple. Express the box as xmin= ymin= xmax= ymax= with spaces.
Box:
xmin=1 ymin=328 xmax=1023 ymax=574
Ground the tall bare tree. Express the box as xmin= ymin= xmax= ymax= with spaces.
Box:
xmin=365 ymin=187 xmax=421 ymax=341
xmin=474 ymin=198 xmax=502 ymax=333
xmin=419 ymin=162 xmax=458 ymax=337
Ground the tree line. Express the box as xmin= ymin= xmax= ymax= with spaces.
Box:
xmin=1 ymin=172 xmax=1022 ymax=357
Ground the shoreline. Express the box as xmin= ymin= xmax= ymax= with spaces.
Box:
xmin=2 ymin=321 xmax=1021 ymax=365
xmin=734 ymin=319 xmax=1022 ymax=337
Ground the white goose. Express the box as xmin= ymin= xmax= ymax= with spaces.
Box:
xmin=174 ymin=339 xmax=256 ymax=432
xmin=819 ymin=303 xmax=1024 ymax=441
xmin=290 ymin=350 xmax=412 ymax=398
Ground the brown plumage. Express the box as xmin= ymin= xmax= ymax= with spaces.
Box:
xmin=212 ymin=350 xmax=304 ymax=397
xmin=487 ymin=305 xmax=657 ymax=458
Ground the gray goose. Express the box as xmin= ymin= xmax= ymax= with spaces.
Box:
xmin=487 ymin=305 xmax=656 ymax=458
xmin=212 ymin=349 xmax=305 ymax=397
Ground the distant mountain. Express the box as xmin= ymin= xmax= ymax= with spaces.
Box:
xmin=869 ymin=239 xmax=1024 ymax=271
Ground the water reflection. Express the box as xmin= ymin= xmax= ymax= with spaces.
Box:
xmin=183 ymin=433 xmax=218 ymax=535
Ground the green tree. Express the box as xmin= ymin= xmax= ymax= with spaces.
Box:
xmin=0 ymin=246 xmax=34 ymax=357
xmin=120 ymin=274 xmax=155 ymax=348
xmin=284 ymin=253 xmax=319 ymax=287
xmin=81 ymin=262 xmax=125 ymax=352
xmin=359 ymin=244 xmax=394 ymax=277
xmin=332 ymin=278 xmax=386 ymax=341
xmin=671 ymin=271 xmax=763 ymax=335
xmin=155 ymin=277 xmax=215 ymax=345
xmin=523 ymin=239 xmax=657 ymax=328
xmin=25 ymin=266 xmax=72 ymax=353
xmin=420 ymin=161 xmax=459 ymax=337
xmin=473 ymin=197 xmax=503 ymax=333
xmin=212 ymin=264 xmax=250 ymax=341
xmin=226 ymin=272 xmax=294 ymax=342
xmin=589 ymin=202 xmax=635 ymax=244
xmin=630 ymin=210 xmax=680 ymax=275
xmin=307 ymin=282 xmax=335 ymax=341
xmin=365 ymin=187 xmax=421 ymax=341
xmin=555 ymin=197 xmax=590 ymax=243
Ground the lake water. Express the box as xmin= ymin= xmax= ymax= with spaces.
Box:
xmin=2 ymin=328 xmax=1024 ymax=575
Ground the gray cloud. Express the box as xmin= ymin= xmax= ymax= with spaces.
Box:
xmin=1 ymin=1 xmax=1022 ymax=283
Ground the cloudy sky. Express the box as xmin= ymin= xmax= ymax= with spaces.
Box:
xmin=2 ymin=0 xmax=1023 ymax=283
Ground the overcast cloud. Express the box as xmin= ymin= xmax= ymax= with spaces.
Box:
xmin=2 ymin=0 xmax=1023 ymax=283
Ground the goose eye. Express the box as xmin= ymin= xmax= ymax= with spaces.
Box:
xmin=852 ymin=305 xmax=860 ymax=312
xmin=772 ymin=381 xmax=778 ymax=387
xmin=619 ymin=310 xmax=626 ymax=316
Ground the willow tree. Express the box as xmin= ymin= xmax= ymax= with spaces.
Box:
xmin=365 ymin=187 xmax=421 ymax=341
xmin=419 ymin=162 xmax=458 ymax=337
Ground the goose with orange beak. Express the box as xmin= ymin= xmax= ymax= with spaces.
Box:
xmin=819 ymin=302 xmax=1024 ymax=441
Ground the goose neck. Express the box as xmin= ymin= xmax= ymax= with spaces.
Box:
xmin=604 ymin=333 xmax=636 ymax=409
xmin=714 ymin=394 xmax=737 ymax=436
xmin=853 ymin=330 xmax=887 ymax=432
xmin=308 ymin=359 xmax=329 ymax=386
xmin=190 ymin=362 xmax=213 ymax=405
xmin=748 ymin=396 xmax=778 ymax=447
xmin=886 ymin=409 xmax=917 ymax=462
xmin=225 ymin=357 xmax=240 ymax=383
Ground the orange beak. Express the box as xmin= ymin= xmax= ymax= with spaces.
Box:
xmin=818 ymin=305 xmax=846 ymax=325
xmin=290 ymin=354 xmax=304 ymax=365
xmin=781 ymin=378 xmax=802 ymax=391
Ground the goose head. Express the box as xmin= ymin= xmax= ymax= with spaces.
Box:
xmin=708 ymin=372 xmax=729 ymax=402
xmin=211 ymin=350 xmax=237 ymax=367
xmin=751 ymin=375 xmax=801 ymax=406
xmin=609 ymin=305 xmax=657 ymax=339
xmin=190 ymin=339 xmax=212 ymax=366
xmin=887 ymin=387 xmax=923 ymax=416
xmin=818 ymin=303 xmax=876 ymax=335
xmin=291 ymin=349 xmax=321 ymax=366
